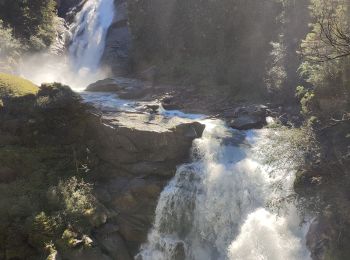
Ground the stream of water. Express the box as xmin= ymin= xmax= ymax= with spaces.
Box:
xmin=137 ymin=119 xmax=311 ymax=260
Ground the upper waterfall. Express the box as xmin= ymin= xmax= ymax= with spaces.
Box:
xmin=69 ymin=0 xmax=114 ymax=76
xmin=19 ymin=0 xmax=115 ymax=90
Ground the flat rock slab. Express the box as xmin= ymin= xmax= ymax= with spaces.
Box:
xmin=89 ymin=111 xmax=205 ymax=166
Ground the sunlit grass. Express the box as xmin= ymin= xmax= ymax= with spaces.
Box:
xmin=0 ymin=72 xmax=38 ymax=97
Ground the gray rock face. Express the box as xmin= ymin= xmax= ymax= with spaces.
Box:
xmin=101 ymin=0 xmax=131 ymax=75
xmin=89 ymin=111 xmax=205 ymax=166
xmin=306 ymin=216 xmax=337 ymax=260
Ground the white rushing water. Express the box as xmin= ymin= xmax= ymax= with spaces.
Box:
xmin=69 ymin=0 xmax=114 ymax=75
xmin=138 ymin=119 xmax=311 ymax=260
xmin=20 ymin=0 xmax=115 ymax=89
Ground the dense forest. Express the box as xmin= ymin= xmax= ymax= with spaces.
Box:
xmin=0 ymin=0 xmax=349 ymax=259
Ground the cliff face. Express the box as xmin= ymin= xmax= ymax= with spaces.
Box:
xmin=0 ymin=80 xmax=204 ymax=259
xmin=100 ymin=0 xmax=131 ymax=75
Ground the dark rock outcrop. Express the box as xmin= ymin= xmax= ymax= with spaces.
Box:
xmin=223 ymin=104 xmax=267 ymax=130
xmin=86 ymin=77 xmax=149 ymax=99
xmin=100 ymin=0 xmax=131 ymax=75
xmin=89 ymin=111 xmax=205 ymax=166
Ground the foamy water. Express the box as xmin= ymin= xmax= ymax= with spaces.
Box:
xmin=137 ymin=119 xmax=311 ymax=260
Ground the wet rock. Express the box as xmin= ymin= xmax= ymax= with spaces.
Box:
xmin=225 ymin=104 xmax=267 ymax=130
xmin=86 ymin=78 xmax=125 ymax=92
xmin=86 ymin=77 xmax=148 ymax=99
xmin=229 ymin=115 xmax=265 ymax=130
xmin=160 ymin=95 xmax=181 ymax=110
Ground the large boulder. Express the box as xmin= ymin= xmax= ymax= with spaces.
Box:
xmin=88 ymin=111 xmax=205 ymax=166
xmin=86 ymin=77 xmax=149 ymax=99
xmin=225 ymin=104 xmax=267 ymax=130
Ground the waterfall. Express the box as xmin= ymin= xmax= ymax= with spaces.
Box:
xmin=19 ymin=0 xmax=115 ymax=89
xmin=137 ymin=119 xmax=311 ymax=260
xmin=69 ymin=0 xmax=114 ymax=76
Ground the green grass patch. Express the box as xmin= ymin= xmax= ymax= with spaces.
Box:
xmin=0 ymin=73 xmax=38 ymax=97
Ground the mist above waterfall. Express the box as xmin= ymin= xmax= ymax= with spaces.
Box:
xmin=19 ymin=0 xmax=115 ymax=90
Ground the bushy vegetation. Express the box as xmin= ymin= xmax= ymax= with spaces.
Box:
xmin=0 ymin=0 xmax=57 ymax=51
xmin=0 ymin=82 xmax=98 ymax=259
xmin=299 ymin=0 xmax=350 ymax=122
xmin=294 ymin=1 xmax=350 ymax=258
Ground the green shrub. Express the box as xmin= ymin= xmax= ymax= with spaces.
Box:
xmin=57 ymin=177 xmax=95 ymax=216
xmin=27 ymin=212 xmax=63 ymax=249
xmin=300 ymin=90 xmax=317 ymax=116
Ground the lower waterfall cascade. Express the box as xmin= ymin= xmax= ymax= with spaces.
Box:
xmin=137 ymin=119 xmax=311 ymax=260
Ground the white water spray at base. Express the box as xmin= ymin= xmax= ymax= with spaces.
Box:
xmin=138 ymin=120 xmax=311 ymax=260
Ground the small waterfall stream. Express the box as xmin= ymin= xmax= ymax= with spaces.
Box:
xmin=137 ymin=119 xmax=311 ymax=260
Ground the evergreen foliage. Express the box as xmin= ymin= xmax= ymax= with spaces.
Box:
xmin=0 ymin=0 xmax=57 ymax=51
